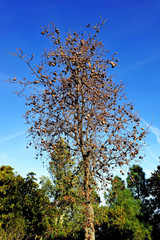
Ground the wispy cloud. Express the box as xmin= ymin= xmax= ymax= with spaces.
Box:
xmin=139 ymin=118 xmax=160 ymax=166
xmin=144 ymin=144 xmax=159 ymax=163
xmin=149 ymin=125 xmax=160 ymax=144
xmin=143 ymin=157 xmax=157 ymax=168
xmin=118 ymin=55 xmax=159 ymax=77
xmin=141 ymin=118 xmax=160 ymax=145
xmin=0 ymin=131 xmax=25 ymax=143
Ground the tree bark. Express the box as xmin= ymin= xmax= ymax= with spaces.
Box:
xmin=84 ymin=201 xmax=95 ymax=240
xmin=84 ymin=159 xmax=95 ymax=240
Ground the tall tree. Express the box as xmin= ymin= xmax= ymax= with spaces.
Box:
xmin=104 ymin=176 xmax=125 ymax=207
xmin=103 ymin=176 xmax=152 ymax=240
xmin=146 ymin=165 xmax=160 ymax=239
xmin=0 ymin=165 xmax=24 ymax=227
xmin=40 ymin=138 xmax=101 ymax=239
xmin=10 ymin=20 xmax=146 ymax=240
xmin=148 ymin=165 xmax=160 ymax=208
xmin=48 ymin=137 xmax=83 ymax=208
xmin=41 ymin=137 xmax=85 ymax=238
xmin=0 ymin=165 xmax=53 ymax=239
xmin=39 ymin=175 xmax=55 ymax=199
xmin=127 ymin=165 xmax=148 ymax=200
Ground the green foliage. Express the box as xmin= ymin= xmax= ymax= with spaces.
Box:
xmin=49 ymin=137 xmax=83 ymax=205
xmin=0 ymin=165 xmax=54 ymax=239
xmin=148 ymin=165 xmax=160 ymax=208
xmin=127 ymin=165 xmax=148 ymax=200
xmin=144 ymin=165 xmax=160 ymax=239
xmin=95 ymin=205 xmax=132 ymax=240
xmin=41 ymin=138 xmax=86 ymax=239
xmin=126 ymin=164 xmax=160 ymax=239
xmin=21 ymin=172 xmax=53 ymax=238
xmin=0 ymin=166 xmax=24 ymax=227
xmin=0 ymin=215 xmax=26 ymax=240
xmin=39 ymin=176 xmax=55 ymax=199
xmin=40 ymin=138 xmax=100 ymax=239
xmin=0 ymin=162 xmax=156 ymax=240
xmin=104 ymin=176 xmax=152 ymax=240
xmin=42 ymin=203 xmax=85 ymax=240
xmin=114 ymin=188 xmax=151 ymax=240
xmin=104 ymin=176 xmax=125 ymax=206
xmin=95 ymin=204 xmax=126 ymax=229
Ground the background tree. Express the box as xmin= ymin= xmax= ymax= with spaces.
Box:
xmin=103 ymin=176 xmax=152 ymax=240
xmin=104 ymin=176 xmax=125 ymax=207
xmin=145 ymin=165 xmax=160 ymax=239
xmin=148 ymin=165 xmax=160 ymax=209
xmin=40 ymin=175 xmax=55 ymax=199
xmin=40 ymin=137 xmax=101 ymax=239
xmin=126 ymin=164 xmax=152 ymax=234
xmin=21 ymin=172 xmax=53 ymax=238
xmin=127 ymin=165 xmax=148 ymax=200
xmin=10 ymin=20 xmax=147 ymax=240
xmin=0 ymin=165 xmax=53 ymax=239
xmin=48 ymin=137 xmax=83 ymax=208
xmin=40 ymin=137 xmax=86 ymax=239
xmin=0 ymin=166 xmax=24 ymax=227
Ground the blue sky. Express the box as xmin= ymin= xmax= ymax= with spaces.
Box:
xmin=0 ymin=0 xmax=160 ymax=182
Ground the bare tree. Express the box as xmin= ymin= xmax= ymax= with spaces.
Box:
xmin=9 ymin=20 xmax=146 ymax=240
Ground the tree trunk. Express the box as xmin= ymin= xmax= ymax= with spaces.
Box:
xmin=84 ymin=159 xmax=95 ymax=240
xmin=84 ymin=201 xmax=95 ymax=240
